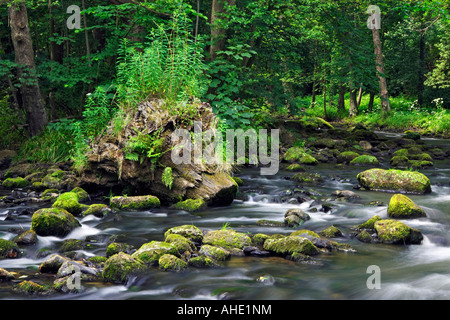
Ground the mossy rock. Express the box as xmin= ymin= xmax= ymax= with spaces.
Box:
xmin=2 ymin=177 xmax=30 ymax=189
xmin=203 ymin=229 xmax=252 ymax=249
xmin=0 ymin=267 xmax=15 ymax=281
xmin=291 ymin=172 xmax=323 ymax=185
xmin=39 ymin=254 xmax=70 ymax=273
xmin=110 ymin=195 xmax=160 ymax=211
xmin=199 ymin=244 xmax=231 ymax=261
xmin=102 ymin=252 xmax=145 ymax=284
xmin=165 ymin=234 xmax=196 ymax=255
xmin=387 ymin=194 xmax=426 ymax=219
xmin=290 ymin=229 xmax=320 ymax=239
xmin=256 ymin=219 xmax=285 ymax=227
xmin=70 ymin=187 xmax=89 ymax=202
xmin=187 ymin=255 xmax=219 ymax=268
xmin=164 ymin=225 xmax=203 ymax=243
xmin=31 ymin=207 xmax=81 ymax=237
xmin=52 ymin=192 xmax=82 ymax=215
xmin=41 ymin=189 xmax=60 ymax=201
xmin=172 ymin=199 xmax=207 ymax=213
xmin=252 ymin=233 xmax=271 ymax=246
xmin=13 ymin=280 xmax=51 ymax=296
xmin=409 ymin=160 xmax=434 ymax=169
xmin=299 ymin=153 xmax=319 ymax=165
xmin=285 ymin=163 xmax=306 ymax=172
xmin=319 ymin=225 xmax=343 ymax=238
xmin=409 ymin=153 xmax=433 ymax=162
xmin=374 ymin=219 xmax=423 ymax=245
xmin=159 ymin=254 xmax=187 ymax=272
xmin=356 ymin=168 xmax=431 ymax=194
xmin=83 ymin=204 xmax=112 ymax=218
xmin=284 ymin=209 xmax=310 ymax=227
xmin=353 ymin=215 xmax=382 ymax=231
xmin=131 ymin=241 xmax=178 ymax=266
xmin=231 ymin=177 xmax=244 ymax=185
xmin=350 ymin=155 xmax=379 ymax=166
xmin=337 ymin=151 xmax=360 ymax=163
xmin=0 ymin=239 xmax=21 ymax=259
xmin=404 ymin=131 xmax=420 ymax=140
xmin=40 ymin=173 xmax=64 ymax=190
xmin=390 ymin=156 xmax=410 ymax=168
xmin=106 ymin=242 xmax=134 ymax=257
xmin=263 ymin=235 xmax=320 ymax=256
xmin=58 ymin=239 xmax=87 ymax=253
xmin=283 ymin=147 xmax=318 ymax=165
xmin=356 ymin=230 xmax=374 ymax=243
xmin=393 ymin=149 xmax=409 ymax=157
xmin=14 ymin=230 xmax=38 ymax=246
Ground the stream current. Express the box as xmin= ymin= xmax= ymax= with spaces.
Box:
xmin=0 ymin=132 xmax=449 ymax=300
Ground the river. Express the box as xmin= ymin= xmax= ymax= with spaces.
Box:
xmin=0 ymin=132 xmax=449 ymax=300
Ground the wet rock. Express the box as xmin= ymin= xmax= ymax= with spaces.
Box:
xmin=13 ymin=280 xmax=52 ymax=296
xmin=387 ymin=194 xmax=426 ymax=219
xmin=331 ymin=190 xmax=360 ymax=200
xmin=39 ymin=254 xmax=70 ymax=273
xmin=110 ymin=195 xmax=160 ymax=211
xmin=159 ymin=254 xmax=187 ymax=272
xmin=0 ymin=239 xmax=21 ymax=259
xmin=337 ymin=151 xmax=360 ymax=163
xmin=102 ymin=252 xmax=145 ymax=284
xmin=203 ymin=229 xmax=252 ymax=249
xmin=2 ymin=177 xmax=30 ymax=189
xmin=0 ymin=267 xmax=15 ymax=281
xmin=374 ymin=219 xmax=423 ymax=245
xmin=187 ymin=255 xmax=219 ymax=268
xmin=291 ymin=172 xmax=323 ymax=185
xmin=199 ymin=245 xmax=230 ymax=261
xmin=106 ymin=242 xmax=135 ymax=257
xmin=164 ymin=234 xmax=196 ymax=256
xmin=350 ymin=155 xmax=379 ymax=166
xmin=0 ymin=150 xmax=16 ymax=170
xmin=284 ymin=209 xmax=310 ymax=227
xmin=52 ymin=192 xmax=83 ymax=216
xmin=14 ymin=230 xmax=37 ymax=246
xmin=243 ymin=246 xmax=270 ymax=257
xmin=356 ymin=168 xmax=431 ymax=194
xmin=131 ymin=241 xmax=178 ymax=266
xmin=263 ymin=236 xmax=320 ymax=256
xmin=172 ymin=198 xmax=206 ymax=213
xmin=164 ymin=225 xmax=204 ymax=244
xmin=31 ymin=207 xmax=81 ymax=237
xmin=83 ymin=203 xmax=112 ymax=218
xmin=319 ymin=225 xmax=343 ymax=238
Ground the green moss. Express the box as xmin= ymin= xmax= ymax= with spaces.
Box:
xmin=52 ymin=192 xmax=82 ymax=215
xmin=354 ymin=215 xmax=382 ymax=231
xmin=374 ymin=219 xmax=423 ymax=245
xmin=404 ymin=131 xmax=420 ymax=140
xmin=106 ymin=242 xmax=134 ymax=257
xmin=393 ymin=149 xmax=409 ymax=157
xmin=285 ymin=163 xmax=306 ymax=172
xmin=199 ymin=245 xmax=231 ymax=261
xmin=387 ymin=194 xmax=426 ymax=219
xmin=31 ymin=207 xmax=81 ymax=237
xmin=165 ymin=234 xmax=196 ymax=255
xmin=299 ymin=153 xmax=319 ymax=165
xmin=319 ymin=225 xmax=343 ymax=238
xmin=87 ymin=256 xmax=107 ymax=265
xmin=252 ymin=233 xmax=270 ymax=246
xmin=83 ymin=204 xmax=111 ymax=218
xmin=356 ymin=168 xmax=432 ymax=194
xmin=164 ymin=225 xmax=204 ymax=243
xmin=59 ymin=239 xmax=86 ymax=253
xmin=337 ymin=151 xmax=360 ymax=163
xmin=131 ymin=241 xmax=178 ymax=266
xmin=350 ymin=155 xmax=379 ymax=165
xmin=0 ymin=239 xmax=21 ymax=259
xmin=356 ymin=230 xmax=373 ymax=243
xmin=102 ymin=252 xmax=145 ymax=284
xmin=291 ymin=172 xmax=323 ymax=184
xmin=202 ymin=229 xmax=252 ymax=249
xmin=283 ymin=147 xmax=305 ymax=162
xmin=263 ymin=236 xmax=320 ymax=256
xmin=390 ymin=155 xmax=410 ymax=167
xmin=290 ymin=230 xmax=320 ymax=238
xmin=110 ymin=195 xmax=160 ymax=211
xmin=256 ymin=219 xmax=285 ymax=227
xmin=13 ymin=280 xmax=50 ymax=295
xmin=2 ymin=177 xmax=30 ymax=188
xmin=42 ymin=188 xmax=60 ymax=199
xmin=232 ymin=177 xmax=244 ymax=185
xmin=409 ymin=153 xmax=433 ymax=162
xmin=70 ymin=187 xmax=89 ymax=202
xmin=188 ymin=255 xmax=218 ymax=268
xmin=158 ymin=254 xmax=187 ymax=272
xmin=172 ymin=199 xmax=206 ymax=213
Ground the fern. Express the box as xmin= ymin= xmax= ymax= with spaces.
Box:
xmin=162 ymin=167 xmax=173 ymax=190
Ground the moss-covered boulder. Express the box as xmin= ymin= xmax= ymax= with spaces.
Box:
xmin=164 ymin=234 xmax=196 ymax=255
xmin=319 ymin=225 xmax=343 ymax=238
xmin=337 ymin=151 xmax=360 ymax=163
xmin=390 ymin=156 xmax=410 ymax=168
xmin=110 ymin=195 xmax=160 ymax=211
xmin=106 ymin=242 xmax=134 ymax=257
xmin=353 ymin=215 xmax=382 ymax=231
xmin=374 ymin=219 xmax=423 ymax=245
xmin=285 ymin=164 xmax=306 ymax=172
xmin=284 ymin=209 xmax=310 ymax=227
xmin=263 ymin=236 xmax=320 ymax=256
xmin=172 ymin=199 xmax=206 ymax=213
xmin=350 ymin=155 xmax=379 ymax=166
xmin=83 ymin=204 xmax=112 ymax=218
xmin=70 ymin=187 xmax=89 ymax=202
xmin=356 ymin=168 xmax=431 ymax=194
xmin=41 ymin=188 xmax=60 ymax=201
xmin=14 ymin=230 xmax=38 ymax=246
xmin=158 ymin=254 xmax=187 ymax=272
xmin=199 ymin=244 xmax=231 ymax=261
xmin=39 ymin=254 xmax=70 ymax=273
xmin=202 ymin=229 xmax=251 ymax=249
xmin=0 ymin=239 xmax=21 ymax=259
xmin=102 ymin=252 xmax=145 ymax=284
xmin=283 ymin=147 xmax=318 ymax=165
xmin=52 ymin=192 xmax=83 ymax=215
xmin=387 ymin=194 xmax=426 ymax=219
xmin=187 ymin=255 xmax=219 ymax=268
xmin=131 ymin=241 xmax=178 ymax=266
xmin=164 ymin=225 xmax=204 ymax=243
xmin=13 ymin=280 xmax=51 ymax=296
xmin=31 ymin=207 xmax=81 ymax=237
xmin=291 ymin=172 xmax=323 ymax=185
xmin=2 ymin=177 xmax=30 ymax=189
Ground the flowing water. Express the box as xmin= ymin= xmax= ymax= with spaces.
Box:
xmin=0 ymin=133 xmax=449 ymax=300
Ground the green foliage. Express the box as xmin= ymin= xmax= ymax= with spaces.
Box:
xmin=162 ymin=167 xmax=173 ymax=190
xmin=125 ymin=128 xmax=165 ymax=170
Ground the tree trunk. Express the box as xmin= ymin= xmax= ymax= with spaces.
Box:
xmin=372 ymin=28 xmax=391 ymax=113
xmin=349 ymin=89 xmax=358 ymax=117
xmin=210 ymin=0 xmax=235 ymax=61
xmin=9 ymin=2 xmax=48 ymax=136
xmin=338 ymin=83 xmax=345 ymax=112
xmin=368 ymin=91 xmax=375 ymax=112
xmin=356 ymin=86 xmax=363 ymax=108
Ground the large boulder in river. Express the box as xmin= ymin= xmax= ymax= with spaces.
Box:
xmin=77 ymin=99 xmax=238 ymax=206
xmin=387 ymin=194 xmax=426 ymax=219
xmin=374 ymin=219 xmax=423 ymax=245
xmin=356 ymin=168 xmax=431 ymax=194
xmin=31 ymin=207 xmax=81 ymax=237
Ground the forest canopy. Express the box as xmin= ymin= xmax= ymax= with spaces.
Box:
xmin=0 ymin=0 xmax=449 ymax=157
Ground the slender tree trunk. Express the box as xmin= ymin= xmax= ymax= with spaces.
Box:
xmin=356 ymin=86 xmax=363 ymax=108
xmin=81 ymin=0 xmax=91 ymax=65
xmin=368 ymin=91 xmax=375 ymax=112
xmin=372 ymin=28 xmax=391 ymax=113
xmin=349 ymin=88 xmax=358 ymax=117
xmin=210 ymin=0 xmax=235 ymax=61
xmin=323 ymin=81 xmax=328 ymax=120
xmin=9 ymin=2 xmax=48 ymax=136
